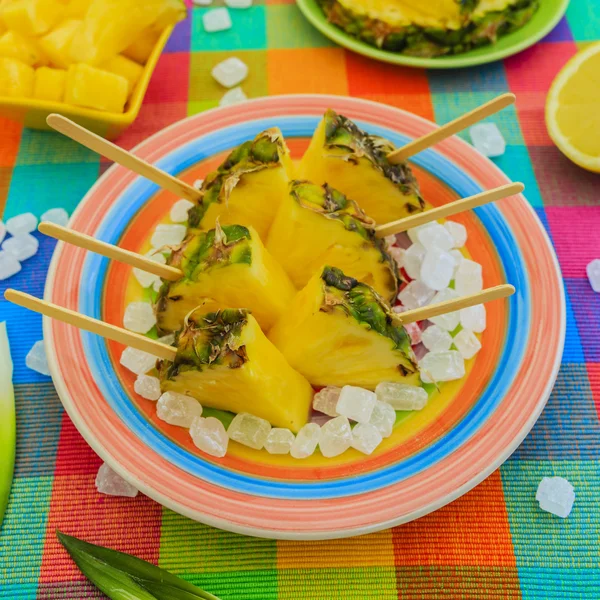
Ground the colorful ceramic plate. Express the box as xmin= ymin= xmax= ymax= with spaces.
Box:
xmin=296 ymin=0 xmax=569 ymax=68
xmin=44 ymin=95 xmax=564 ymax=540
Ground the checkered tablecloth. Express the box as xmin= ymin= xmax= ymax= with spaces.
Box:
xmin=1 ymin=1 xmax=599 ymax=598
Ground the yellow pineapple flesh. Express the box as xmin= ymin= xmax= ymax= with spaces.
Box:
xmin=188 ymin=128 xmax=293 ymax=242
xmin=101 ymin=54 xmax=143 ymax=95
xmin=266 ymin=180 xmax=400 ymax=302
xmin=156 ymin=224 xmax=296 ymax=334
xmin=39 ymin=18 xmax=80 ymax=69
xmin=0 ymin=56 xmax=34 ymax=97
xmin=158 ymin=309 xmax=313 ymax=432
xmin=0 ymin=0 xmax=64 ymax=37
xmin=64 ymin=63 xmax=128 ymax=112
xmin=299 ymin=109 xmax=425 ymax=224
xmin=0 ymin=30 xmax=47 ymax=66
xmin=269 ymin=266 xmax=419 ymax=389
xmin=33 ymin=66 xmax=66 ymax=101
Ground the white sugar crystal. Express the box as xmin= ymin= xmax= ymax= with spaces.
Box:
xmin=587 ymin=259 xmax=600 ymax=293
xmin=313 ymin=386 xmax=340 ymax=417
xmin=351 ymin=423 xmax=383 ymax=455
xmin=420 ymin=350 xmax=465 ymax=384
xmin=421 ymin=324 xmax=452 ymax=352
xmin=389 ymin=246 xmax=405 ymax=268
xmin=449 ymin=249 xmax=464 ymax=268
xmin=460 ymin=304 xmax=486 ymax=333
xmin=416 ymin=222 xmax=454 ymax=252
xmin=392 ymin=305 xmax=406 ymax=314
xmin=151 ymin=224 xmax=186 ymax=249
xmin=369 ymin=400 xmax=396 ymax=438
xmin=219 ymin=86 xmax=247 ymax=107
xmin=375 ymin=382 xmax=428 ymax=411
xmin=192 ymin=0 xmax=213 ymax=5
xmin=0 ymin=221 xmax=5 ymax=244
xmin=404 ymin=322 xmax=422 ymax=345
xmin=134 ymin=374 xmax=161 ymax=400
xmin=225 ymin=0 xmax=252 ymax=7
xmin=397 ymin=280 xmax=435 ymax=310
xmin=403 ymin=243 xmax=426 ymax=280
xmin=290 ymin=423 xmax=320 ymax=459
xmin=470 ymin=122 xmax=506 ymax=158
xmin=170 ymin=199 xmax=194 ymax=223
xmin=158 ymin=333 xmax=176 ymax=346
xmin=444 ymin=221 xmax=467 ymax=248
xmin=228 ymin=412 xmax=271 ymax=450
xmin=123 ymin=302 xmax=156 ymax=334
xmin=536 ymin=477 xmax=575 ymax=518
xmin=264 ymin=428 xmax=295 ymax=454
xmin=212 ymin=57 xmax=248 ymax=88
xmin=455 ymin=259 xmax=483 ymax=296
xmin=420 ymin=248 xmax=455 ymax=291
xmin=336 ymin=385 xmax=376 ymax=423
xmin=193 ymin=179 xmax=204 ymax=190
xmin=0 ymin=252 xmax=21 ymax=280
xmin=203 ymin=7 xmax=232 ymax=32
xmin=190 ymin=416 xmax=228 ymax=457
xmin=25 ymin=340 xmax=50 ymax=376
xmin=5 ymin=212 xmax=37 ymax=235
xmin=407 ymin=223 xmax=430 ymax=244
xmin=133 ymin=250 xmax=167 ymax=288
xmin=41 ymin=207 xmax=69 ymax=227
xmin=95 ymin=463 xmax=138 ymax=497
xmin=153 ymin=279 xmax=163 ymax=293
xmin=2 ymin=233 xmax=39 ymax=261
xmin=429 ymin=288 xmax=460 ymax=331
xmin=453 ymin=329 xmax=481 ymax=360
xmin=120 ymin=346 xmax=157 ymax=375
xmin=319 ymin=416 xmax=352 ymax=458
xmin=157 ymin=391 xmax=203 ymax=428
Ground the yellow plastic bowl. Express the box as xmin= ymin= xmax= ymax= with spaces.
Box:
xmin=0 ymin=25 xmax=174 ymax=140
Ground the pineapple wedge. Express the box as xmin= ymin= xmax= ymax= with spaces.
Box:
xmin=269 ymin=266 xmax=419 ymax=389
xmin=65 ymin=63 xmax=128 ymax=112
xmin=0 ymin=0 xmax=64 ymax=37
xmin=158 ymin=309 xmax=313 ymax=432
xmin=33 ymin=66 xmax=66 ymax=101
xmin=0 ymin=57 xmax=34 ymax=97
xmin=188 ymin=128 xmax=294 ymax=241
xmin=0 ymin=31 xmax=47 ymax=67
xmin=266 ymin=180 xmax=399 ymax=302
xmin=156 ymin=224 xmax=296 ymax=334
xmin=39 ymin=18 xmax=80 ymax=69
xmin=299 ymin=109 xmax=425 ymax=224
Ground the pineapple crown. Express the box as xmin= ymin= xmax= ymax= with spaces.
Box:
xmin=159 ymin=309 xmax=249 ymax=380
xmin=188 ymin=129 xmax=288 ymax=228
xmin=322 ymin=110 xmax=425 ymax=213
xmin=320 ymin=266 xmax=416 ymax=375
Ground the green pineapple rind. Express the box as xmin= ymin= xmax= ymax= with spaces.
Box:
xmin=320 ymin=266 xmax=417 ymax=376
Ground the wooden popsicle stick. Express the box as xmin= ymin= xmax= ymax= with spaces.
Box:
xmin=399 ymin=284 xmax=515 ymax=325
xmin=39 ymin=222 xmax=183 ymax=282
xmin=375 ymin=182 xmax=524 ymax=238
xmin=387 ymin=93 xmax=516 ymax=164
xmin=4 ymin=290 xmax=177 ymax=361
xmin=46 ymin=114 xmax=201 ymax=203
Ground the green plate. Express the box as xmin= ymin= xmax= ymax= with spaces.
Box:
xmin=296 ymin=0 xmax=570 ymax=68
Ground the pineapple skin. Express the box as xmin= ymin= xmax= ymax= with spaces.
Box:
xmin=158 ymin=309 xmax=313 ymax=432
xmin=188 ymin=128 xmax=293 ymax=242
xmin=266 ymin=180 xmax=400 ymax=303
xmin=269 ymin=266 xmax=419 ymax=389
xmin=318 ymin=0 xmax=539 ymax=57
xmin=299 ymin=110 xmax=425 ymax=224
xmin=155 ymin=224 xmax=296 ymax=334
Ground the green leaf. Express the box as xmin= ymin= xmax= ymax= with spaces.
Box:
xmin=0 ymin=323 xmax=15 ymax=526
xmin=57 ymin=531 xmax=221 ymax=600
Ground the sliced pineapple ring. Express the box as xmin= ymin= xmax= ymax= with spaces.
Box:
xmin=158 ymin=308 xmax=313 ymax=432
xmin=155 ymin=223 xmax=296 ymax=334
xmin=266 ymin=180 xmax=399 ymax=303
xmin=189 ymin=128 xmax=293 ymax=241
xmin=298 ymin=110 xmax=424 ymax=224
xmin=269 ymin=266 xmax=419 ymax=389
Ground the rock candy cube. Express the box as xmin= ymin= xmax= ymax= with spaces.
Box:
xmin=65 ymin=63 xmax=129 ymax=113
xmin=33 ymin=66 xmax=66 ymax=102
xmin=0 ymin=57 xmax=34 ymax=97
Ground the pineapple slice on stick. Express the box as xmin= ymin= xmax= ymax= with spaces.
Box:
xmin=189 ymin=128 xmax=294 ymax=241
xmin=266 ymin=180 xmax=400 ymax=303
xmin=156 ymin=223 xmax=296 ymax=334
xmin=268 ymin=266 xmax=419 ymax=389
xmin=299 ymin=109 xmax=425 ymax=224
xmin=158 ymin=308 xmax=313 ymax=432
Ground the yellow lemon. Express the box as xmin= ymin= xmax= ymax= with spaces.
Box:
xmin=546 ymin=42 xmax=600 ymax=173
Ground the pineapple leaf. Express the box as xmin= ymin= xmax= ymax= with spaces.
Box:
xmin=57 ymin=531 xmax=221 ymax=600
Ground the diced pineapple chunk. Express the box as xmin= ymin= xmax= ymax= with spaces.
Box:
xmin=152 ymin=0 xmax=186 ymax=32
xmin=0 ymin=0 xmax=64 ymax=37
xmin=0 ymin=56 xmax=34 ymax=97
xmin=39 ymin=18 xmax=80 ymax=69
xmin=101 ymin=54 xmax=142 ymax=95
xmin=65 ymin=63 xmax=128 ymax=112
xmin=122 ymin=27 xmax=159 ymax=65
xmin=33 ymin=66 xmax=66 ymax=102
xmin=64 ymin=0 xmax=91 ymax=18
xmin=0 ymin=30 xmax=47 ymax=67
